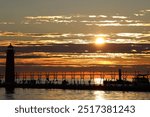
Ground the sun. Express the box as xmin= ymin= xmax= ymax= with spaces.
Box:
xmin=95 ymin=37 xmax=105 ymax=44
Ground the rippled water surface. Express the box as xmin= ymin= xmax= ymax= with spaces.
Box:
xmin=0 ymin=88 xmax=150 ymax=100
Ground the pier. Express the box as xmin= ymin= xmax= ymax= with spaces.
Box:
xmin=0 ymin=70 xmax=150 ymax=92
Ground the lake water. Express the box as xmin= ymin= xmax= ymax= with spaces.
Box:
xmin=0 ymin=88 xmax=150 ymax=100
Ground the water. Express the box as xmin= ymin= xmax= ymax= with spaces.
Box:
xmin=0 ymin=88 xmax=150 ymax=100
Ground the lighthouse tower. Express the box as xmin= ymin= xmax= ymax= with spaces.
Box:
xmin=5 ymin=43 xmax=15 ymax=85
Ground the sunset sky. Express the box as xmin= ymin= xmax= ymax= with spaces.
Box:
xmin=0 ymin=0 xmax=150 ymax=72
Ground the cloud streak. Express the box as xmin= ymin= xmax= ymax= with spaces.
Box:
xmin=22 ymin=10 xmax=149 ymax=27
xmin=0 ymin=31 xmax=149 ymax=44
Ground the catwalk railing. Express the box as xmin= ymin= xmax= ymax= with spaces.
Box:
xmin=0 ymin=71 xmax=149 ymax=85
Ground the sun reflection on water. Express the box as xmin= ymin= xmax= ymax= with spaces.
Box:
xmin=94 ymin=91 xmax=105 ymax=100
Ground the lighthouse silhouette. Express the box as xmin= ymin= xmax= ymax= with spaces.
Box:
xmin=5 ymin=43 xmax=15 ymax=85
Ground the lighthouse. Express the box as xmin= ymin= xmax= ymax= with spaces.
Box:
xmin=5 ymin=43 xmax=15 ymax=85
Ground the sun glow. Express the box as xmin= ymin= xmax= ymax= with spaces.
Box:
xmin=95 ymin=37 xmax=105 ymax=44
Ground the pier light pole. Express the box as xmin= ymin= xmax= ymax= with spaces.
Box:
xmin=118 ymin=69 xmax=122 ymax=81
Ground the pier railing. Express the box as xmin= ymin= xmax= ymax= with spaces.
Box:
xmin=0 ymin=71 xmax=149 ymax=85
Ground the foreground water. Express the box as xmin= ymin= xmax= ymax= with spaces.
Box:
xmin=0 ymin=88 xmax=150 ymax=100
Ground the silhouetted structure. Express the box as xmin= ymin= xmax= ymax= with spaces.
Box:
xmin=118 ymin=69 xmax=122 ymax=81
xmin=5 ymin=43 xmax=15 ymax=85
